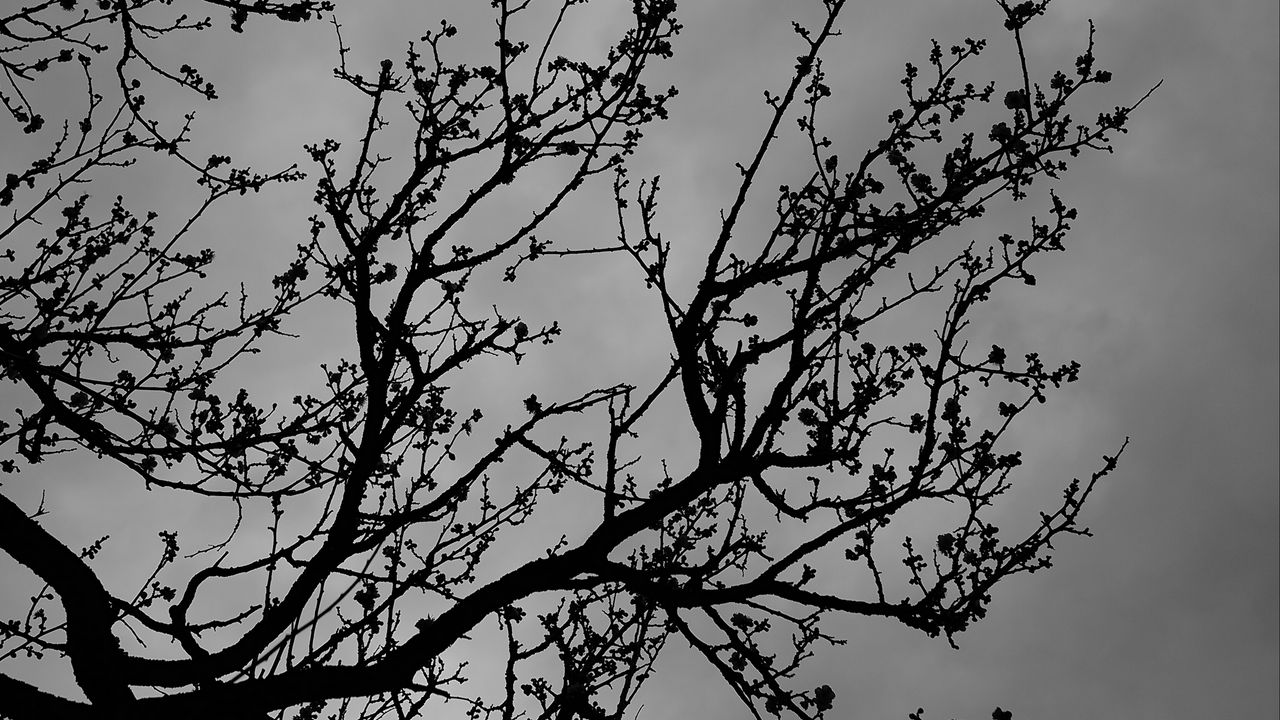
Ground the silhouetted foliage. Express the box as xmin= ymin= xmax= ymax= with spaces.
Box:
xmin=0 ymin=1 xmax=1146 ymax=718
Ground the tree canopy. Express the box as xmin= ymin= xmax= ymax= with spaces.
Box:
xmin=0 ymin=1 xmax=1147 ymax=718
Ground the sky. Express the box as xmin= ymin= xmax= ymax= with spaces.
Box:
xmin=620 ymin=4 xmax=1279 ymax=717
xmin=1 ymin=0 xmax=1276 ymax=718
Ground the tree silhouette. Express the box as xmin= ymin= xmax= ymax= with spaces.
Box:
xmin=0 ymin=1 xmax=1148 ymax=718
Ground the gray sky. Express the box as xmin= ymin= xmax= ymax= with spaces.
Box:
xmin=629 ymin=4 xmax=1280 ymax=716
xmin=2 ymin=0 xmax=1276 ymax=718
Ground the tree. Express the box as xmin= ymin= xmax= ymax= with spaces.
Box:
xmin=0 ymin=1 xmax=1149 ymax=718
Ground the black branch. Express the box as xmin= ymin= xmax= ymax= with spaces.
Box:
xmin=0 ymin=1 xmax=1146 ymax=718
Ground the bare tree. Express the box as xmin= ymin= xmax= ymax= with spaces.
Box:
xmin=0 ymin=1 xmax=1149 ymax=718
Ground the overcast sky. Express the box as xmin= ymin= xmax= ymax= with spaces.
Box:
xmin=2 ymin=0 xmax=1276 ymax=718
